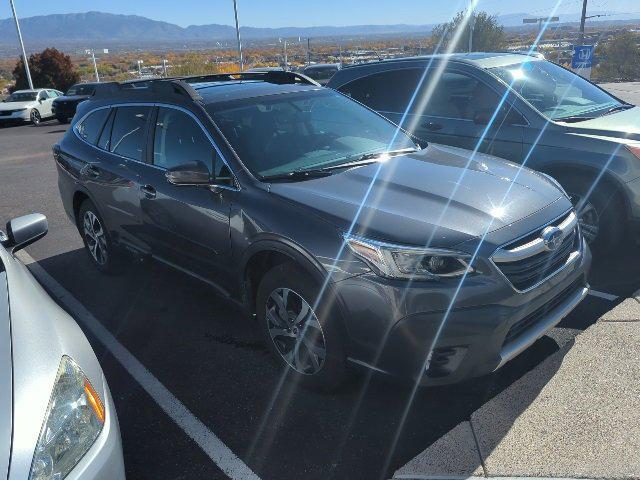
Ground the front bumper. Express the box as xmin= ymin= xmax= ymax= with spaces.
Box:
xmin=336 ymin=238 xmax=591 ymax=386
xmin=66 ymin=378 xmax=126 ymax=480
xmin=0 ymin=109 xmax=30 ymax=122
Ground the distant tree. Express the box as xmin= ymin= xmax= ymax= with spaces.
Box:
xmin=10 ymin=48 xmax=80 ymax=92
xmin=432 ymin=11 xmax=506 ymax=53
xmin=593 ymin=32 xmax=640 ymax=82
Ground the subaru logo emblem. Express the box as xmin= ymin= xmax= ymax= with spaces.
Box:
xmin=541 ymin=226 xmax=563 ymax=252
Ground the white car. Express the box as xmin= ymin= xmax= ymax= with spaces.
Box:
xmin=0 ymin=214 xmax=126 ymax=479
xmin=0 ymin=89 xmax=63 ymax=126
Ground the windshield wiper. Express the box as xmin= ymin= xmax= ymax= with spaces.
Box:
xmin=318 ymin=147 xmax=419 ymax=172
xmin=603 ymin=104 xmax=633 ymax=116
xmin=555 ymin=115 xmax=596 ymax=123
xmin=260 ymin=169 xmax=333 ymax=182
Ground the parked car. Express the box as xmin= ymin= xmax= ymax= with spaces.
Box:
xmin=327 ymin=53 xmax=640 ymax=253
xmin=52 ymin=83 xmax=99 ymax=124
xmin=302 ymin=63 xmax=341 ymax=85
xmin=53 ymin=72 xmax=590 ymax=390
xmin=0 ymin=213 xmax=125 ymax=479
xmin=0 ymin=88 xmax=63 ymax=126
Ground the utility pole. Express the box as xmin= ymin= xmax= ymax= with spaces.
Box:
xmin=9 ymin=0 xmax=33 ymax=89
xmin=162 ymin=59 xmax=168 ymax=77
xmin=232 ymin=0 xmax=244 ymax=70
xmin=137 ymin=59 xmax=143 ymax=77
xmin=86 ymin=50 xmax=99 ymax=82
xmin=306 ymin=38 xmax=311 ymax=66
xmin=579 ymin=0 xmax=588 ymax=44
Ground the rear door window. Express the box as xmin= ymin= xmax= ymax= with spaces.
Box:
xmin=338 ymin=69 xmax=424 ymax=113
xmin=97 ymin=109 xmax=115 ymax=150
xmin=110 ymin=106 xmax=151 ymax=161
xmin=76 ymin=108 xmax=111 ymax=145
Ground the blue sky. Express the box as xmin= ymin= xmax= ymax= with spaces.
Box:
xmin=1 ymin=0 xmax=639 ymax=27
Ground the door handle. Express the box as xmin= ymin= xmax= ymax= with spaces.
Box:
xmin=423 ymin=121 xmax=443 ymax=131
xmin=141 ymin=184 xmax=157 ymax=199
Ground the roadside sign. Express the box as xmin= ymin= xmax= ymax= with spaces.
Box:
xmin=571 ymin=45 xmax=595 ymax=80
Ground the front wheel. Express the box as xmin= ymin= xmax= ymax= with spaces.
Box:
xmin=78 ymin=200 xmax=127 ymax=274
xmin=30 ymin=109 xmax=41 ymax=126
xmin=256 ymin=262 xmax=348 ymax=391
xmin=558 ymin=175 xmax=624 ymax=255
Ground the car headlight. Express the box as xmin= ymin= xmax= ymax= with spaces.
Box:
xmin=29 ymin=356 xmax=105 ymax=480
xmin=345 ymin=234 xmax=473 ymax=280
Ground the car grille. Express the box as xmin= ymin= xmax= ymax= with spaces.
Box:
xmin=503 ymin=278 xmax=583 ymax=346
xmin=492 ymin=211 xmax=579 ymax=291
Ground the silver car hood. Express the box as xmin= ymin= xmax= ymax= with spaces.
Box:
xmin=0 ymin=247 xmax=107 ymax=479
xmin=0 ymin=269 xmax=11 ymax=480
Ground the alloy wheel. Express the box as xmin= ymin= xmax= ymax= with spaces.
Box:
xmin=30 ymin=109 xmax=41 ymax=125
xmin=569 ymin=193 xmax=599 ymax=244
xmin=83 ymin=211 xmax=108 ymax=265
xmin=265 ymin=287 xmax=327 ymax=375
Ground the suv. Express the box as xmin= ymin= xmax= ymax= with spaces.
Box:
xmin=54 ymin=71 xmax=590 ymax=389
xmin=52 ymin=82 xmax=99 ymax=124
xmin=327 ymin=53 xmax=640 ymax=253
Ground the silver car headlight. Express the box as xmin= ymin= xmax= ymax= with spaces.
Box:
xmin=345 ymin=235 xmax=474 ymax=280
xmin=29 ymin=356 xmax=105 ymax=480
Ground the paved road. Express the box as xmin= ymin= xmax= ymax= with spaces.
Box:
xmin=1 ymin=119 xmax=638 ymax=480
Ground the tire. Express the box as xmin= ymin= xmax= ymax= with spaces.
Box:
xmin=557 ymin=174 xmax=625 ymax=255
xmin=256 ymin=262 xmax=348 ymax=391
xmin=30 ymin=109 xmax=41 ymax=126
xmin=78 ymin=200 xmax=127 ymax=274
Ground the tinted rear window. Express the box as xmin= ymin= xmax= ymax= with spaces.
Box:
xmin=110 ymin=106 xmax=151 ymax=161
xmin=76 ymin=108 xmax=110 ymax=145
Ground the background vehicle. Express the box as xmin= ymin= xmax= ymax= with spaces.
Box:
xmin=0 ymin=213 xmax=125 ymax=479
xmin=52 ymin=83 xmax=99 ymax=124
xmin=54 ymin=72 xmax=589 ymax=390
xmin=302 ymin=63 xmax=341 ymax=85
xmin=0 ymin=88 xmax=63 ymax=126
xmin=327 ymin=53 xmax=640 ymax=253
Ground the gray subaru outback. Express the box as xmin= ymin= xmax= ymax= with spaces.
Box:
xmin=54 ymin=72 xmax=590 ymax=389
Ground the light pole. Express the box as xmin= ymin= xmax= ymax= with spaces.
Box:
xmin=137 ymin=60 xmax=143 ymax=78
xmin=9 ymin=0 xmax=33 ymax=89
xmin=279 ymin=38 xmax=288 ymax=71
xmin=232 ymin=0 xmax=244 ymax=70
xmin=579 ymin=0 xmax=588 ymax=45
xmin=86 ymin=50 xmax=100 ymax=82
xmin=162 ymin=59 xmax=168 ymax=77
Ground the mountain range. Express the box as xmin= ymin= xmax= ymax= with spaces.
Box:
xmin=0 ymin=11 xmax=638 ymax=48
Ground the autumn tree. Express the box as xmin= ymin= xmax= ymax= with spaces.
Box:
xmin=11 ymin=48 xmax=80 ymax=92
xmin=593 ymin=32 xmax=640 ymax=82
xmin=432 ymin=11 xmax=506 ymax=53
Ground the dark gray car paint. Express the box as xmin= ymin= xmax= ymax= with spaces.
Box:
xmin=55 ymin=83 xmax=589 ymax=383
xmin=0 ymin=269 xmax=11 ymax=480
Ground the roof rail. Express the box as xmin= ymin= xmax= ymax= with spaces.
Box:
xmin=180 ymin=70 xmax=320 ymax=87
xmin=92 ymin=79 xmax=203 ymax=102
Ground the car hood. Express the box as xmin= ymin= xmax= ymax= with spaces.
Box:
xmin=0 ymin=269 xmax=11 ymax=479
xmin=562 ymin=106 xmax=640 ymax=141
xmin=268 ymin=144 xmax=563 ymax=248
xmin=0 ymin=101 xmax=35 ymax=111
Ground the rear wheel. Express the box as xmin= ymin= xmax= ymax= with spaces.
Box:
xmin=557 ymin=174 xmax=624 ymax=254
xmin=78 ymin=200 xmax=127 ymax=274
xmin=30 ymin=109 xmax=41 ymax=126
xmin=256 ymin=262 xmax=348 ymax=391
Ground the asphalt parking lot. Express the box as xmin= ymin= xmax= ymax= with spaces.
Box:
xmin=1 ymin=119 xmax=639 ymax=480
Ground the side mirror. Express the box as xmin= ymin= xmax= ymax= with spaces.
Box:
xmin=4 ymin=213 xmax=48 ymax=252
xmin=165 ymin=162 xmax=212 ymax=186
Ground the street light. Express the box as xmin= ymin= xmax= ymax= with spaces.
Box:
xmin=8 ymin=0 xmax=33 ymax=89
xmin=85 ymin=49 xmax=106 ymax=82
xmin=232 ymin=0 xmax=244 ymax=71
xmin=523 ymin=16 xmax=560 ymax=33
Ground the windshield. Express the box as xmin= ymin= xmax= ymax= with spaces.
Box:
xmin=4 ymin=91 xmax=37 ymax=102
xmin=207 ymin=89 xmax=415 ymax=178
xmin=487 ymin=60 xmax=623 ymax=120
xmin=66 ymin=84 xmax=96 ymax=96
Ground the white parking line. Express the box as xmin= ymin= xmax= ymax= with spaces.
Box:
xmin=587 ymin=289 xmax=619 ymax=301
xmin=17 ymin=250 xmax=261 ymax=480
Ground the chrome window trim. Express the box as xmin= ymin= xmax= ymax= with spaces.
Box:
xmin=73 ymin=102 xmax=241 ymax=192
xmin=489 ymin=207 xmax=582 ymax=294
